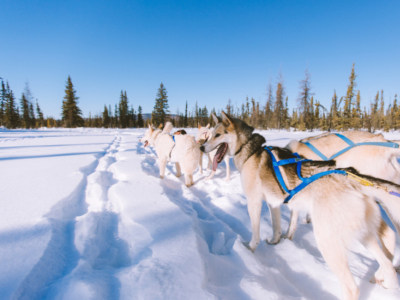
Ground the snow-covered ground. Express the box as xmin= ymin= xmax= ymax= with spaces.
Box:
xmin=1 ymin=127 xmax=400 ymax=300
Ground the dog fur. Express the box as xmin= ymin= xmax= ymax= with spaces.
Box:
xmin=140 ymin=122 xmax=181 ymax=179
xmin=196 ymin=124 xmax=230 ymax=181
xmin=200 ymin=112 xmax=399 ymax=300
xmin=171 ymin=129 xmax=201 ymax=187
xmin=286 ymin=131 xmax=400 ymax=241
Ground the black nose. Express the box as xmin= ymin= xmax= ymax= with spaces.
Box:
xmin=200 ymin=146 xmax=205 ymax=152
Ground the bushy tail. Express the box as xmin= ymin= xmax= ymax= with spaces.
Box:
xmin=162 ymin=122 xmax=173 ymax=133
xmin=344 ymin=169 xmax=400 ymax=236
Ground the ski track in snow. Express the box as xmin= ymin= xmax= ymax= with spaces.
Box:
xmin=1 ymin=129 xmax=400 ymax=300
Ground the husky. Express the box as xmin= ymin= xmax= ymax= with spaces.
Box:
xmin=200 ymin=112 xmax=399 ymax=300
xmin=140 ymin=122 xmax=181 ymax=179
xmin=196 ymin=124 xmax=230 ymax=181
xmin=285 ymin=131 xmax=400 ymax=240
xmin=171 ymin=129 xmax=201 ymax=187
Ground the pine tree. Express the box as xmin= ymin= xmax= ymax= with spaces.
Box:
xmin=298 ymin=68 xmax=312 ymax=129
xmin=0 ymin=79 xmax=5 ymax=126
xmin=343 ymin=63 xmax=357 ymax=130
xmin=152 ymin=83 xmax=169 ymax=126
xmin=4 ymin=82 xmax=19 ymax=128
xmin=265 ymin=83 xmax=273 ymax=129
xmin=61 ymin=76 xmax=83 ymax=127
xmin=184 ymin=101 xmax=188 ymax=127
xmin=274 ymin=81 xmax=284 ymax=130
xmin=102 ymin=105 xmax=110 ymax=127
xmin=137 ymin=105 xmax=144 ymax=127
xmin=20 ymin=93 xmax=30 ymax=128
xmin=118 ymin=90 xmax=129 ymax=128
xmin=36 ymin=100 xmax=44 ymax=127
xmin=29 ymin=102 xmax=36 ymax=128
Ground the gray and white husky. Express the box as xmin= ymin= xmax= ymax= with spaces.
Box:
xmin=200 ymin=112 xmax=399 ymax=300
xmin=196 ymin=124 xmax=230 ymax=181
xmin=286 ymin=131 xmax=400 ymax=240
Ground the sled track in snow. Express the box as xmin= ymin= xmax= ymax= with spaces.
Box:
xmin=10 ymin=135 xmax=133 ymax=300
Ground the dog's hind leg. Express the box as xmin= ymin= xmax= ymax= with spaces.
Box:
xmin=266 ymin=202 xmax=282 ymax=245
xmin=283 ymin=209 xmax=299 ymax=240
xmin=205 ymin=170 xmax=215 ymax=180
xmin=184 ymin=174 xmax=192 ymax=187
xmin=244 ymin=194 xmax=263 ymax=252
xmin=175 ymin=162 xmax=181 ymax=177
xmin=364 ymin=235 xmax=399 ymax=289
xmin=224 ymin=155 xmax=230 ymax=181
xmin=378 ymin=218 xmax=395 ymax=262
xmin=317 ymin=234 xmax=359 ymax=300
xmin=199 ymin=152 xmax=203 ymax=174
xmin=302 ymin=212 xmax=312 ymax=224
xmin=159 ymin=159 xmax=167 ymax=179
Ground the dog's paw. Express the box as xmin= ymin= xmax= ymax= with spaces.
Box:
xmin=282 ymin=233 xmax=294 ymax=241
xmin=176 ymin=173 xmax=181 ymax=178
xmin=242 ymin=241 xmax=256 ymax=252
xmin=159 ymin=175 xmax=164 ymax=179
xmin=266 ymin=236 xmax=281 ymax=245
xmin=224 ymin=177 xmax=230 ymax=182
xmin=302 ymin=215 xmax=312 ymax=224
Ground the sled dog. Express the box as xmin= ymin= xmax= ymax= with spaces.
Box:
xmin=286 ymin=131 xmax=400 ymax=240
xmin=140 ymin=123 xmax=181 ymax=179
xmin=196 ymin=124 xmax=230 ymax=181
xmin=200 ymin=112 xmax=399 ymax=300
xmin=171 ymin=129 xmax=201 ymax=187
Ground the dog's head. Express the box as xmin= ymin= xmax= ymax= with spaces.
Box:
xmin=140 ymin=124 xmax=158 ymax=147
xmin=199 ymin=112 xmax=237 ymax=164
xmin=200 ymin=111 xmax=255 ymax=162
xmin=196 ymin=124 xmax=211 ymax=144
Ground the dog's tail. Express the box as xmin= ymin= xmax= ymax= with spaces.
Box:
xmin=344 ymin=168 xmax=400 ymax=235
xmin=162 ymin=122 xmax=173 ymax=133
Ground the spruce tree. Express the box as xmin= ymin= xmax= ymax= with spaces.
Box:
xmin=298 ymin=68 xmax=312 ymax=129
xmin=152 ymin=82 xmax=169 ymax=126
xmin=61 ymin=76 xmax=83 ymax=127
xmin=4 ymin=82 xmax=19 ymax=128
xmin=265 ymin=83 xmax=273 ymax=129
xmin=0 ymin=79 xmax=5 ymax=126
xmin=20 ymin=93 xmax=30 ymax=128
xmin=274 ymin=79 xmax=285 ymax=130
xmin=184 ymin=101 xmax=188 ymax=127
xmin=29 ymin=102 xmax=36 ymax=128
xmin=102 ymin=105 xmax=110 ymax=127
xmin=118 ymin=91 xmax=129 ymax=128
xmin=36 ymin=100 xmax=44 ymax=127
xmin=137 ymin=105 xmax=144 ymax=127
xmin=343 ymin=63 xmax=357 ymax=130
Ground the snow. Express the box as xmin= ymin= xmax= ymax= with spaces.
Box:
xmin=0 ymin=127 xmax=399 ymax=300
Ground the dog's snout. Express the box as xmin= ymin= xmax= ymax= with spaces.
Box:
xmin=200 ymin=145 xmax=205 ymax=152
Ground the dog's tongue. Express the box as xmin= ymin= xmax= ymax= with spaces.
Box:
xmin=212 ymin=143 xmax=227 ymax=171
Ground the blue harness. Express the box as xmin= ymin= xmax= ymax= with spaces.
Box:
xmin=264 ymin=146 xmax=347 ymax=203
xmin=302 ymin=133 xmax=399 ymax=161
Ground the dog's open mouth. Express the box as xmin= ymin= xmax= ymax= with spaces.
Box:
xmin=212 ymin=143 xmax=228 ymax=171
xmin=144 ymin=141 xmax=149 ymax=147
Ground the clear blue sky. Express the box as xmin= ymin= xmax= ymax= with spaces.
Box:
xmin=1 ymin=0 xmax=399 ymax=118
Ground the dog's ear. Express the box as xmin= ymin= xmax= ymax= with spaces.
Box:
xmin=212 ymin=113 xmax=219 ymax=125
xmin=198 ymin=124 xmax=201 ymax=129
xmin=148 ymin=124 xmax=153 ymax=132
xmin=221 ymin=111 xmax=235 ymax=130
xmin=180 ymin=129 xmax=187 ymax=135
xmin=158 ymin=123 xmax=163 ymax=129
xmin=206 ymin=123 xmax=210 ymax=129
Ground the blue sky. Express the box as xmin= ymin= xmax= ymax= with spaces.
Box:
xmin=1 ymin=0 xmax=399 ymax=118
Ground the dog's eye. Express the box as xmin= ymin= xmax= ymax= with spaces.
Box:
xmin=215 ymin=133 xmax=221 ymax=138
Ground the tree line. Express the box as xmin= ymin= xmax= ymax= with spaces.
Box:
xmin=1 ymin=64 xmax=399 ymax=132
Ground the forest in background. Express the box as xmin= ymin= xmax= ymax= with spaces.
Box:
xmin=1 ymin=64 xmax=398 ymax=132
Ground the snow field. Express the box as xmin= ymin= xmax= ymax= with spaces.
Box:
xmin=0 ymin=128 xmax=399 ymax=299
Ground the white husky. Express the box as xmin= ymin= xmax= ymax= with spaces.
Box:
xmin=171 ymin=129 xmax=201 ymax=187
xmin=196 ymin=124 xmax=230 ymax=181
xmin=201 ymin=112 xmax=399 ymax=300
xmin=140 ymin=123 xmax=181 ymax=179
xmin=285 ymin=131 xmax=400 ymax=241
xmin=140 ymin=123 xmax=201 ymax=186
